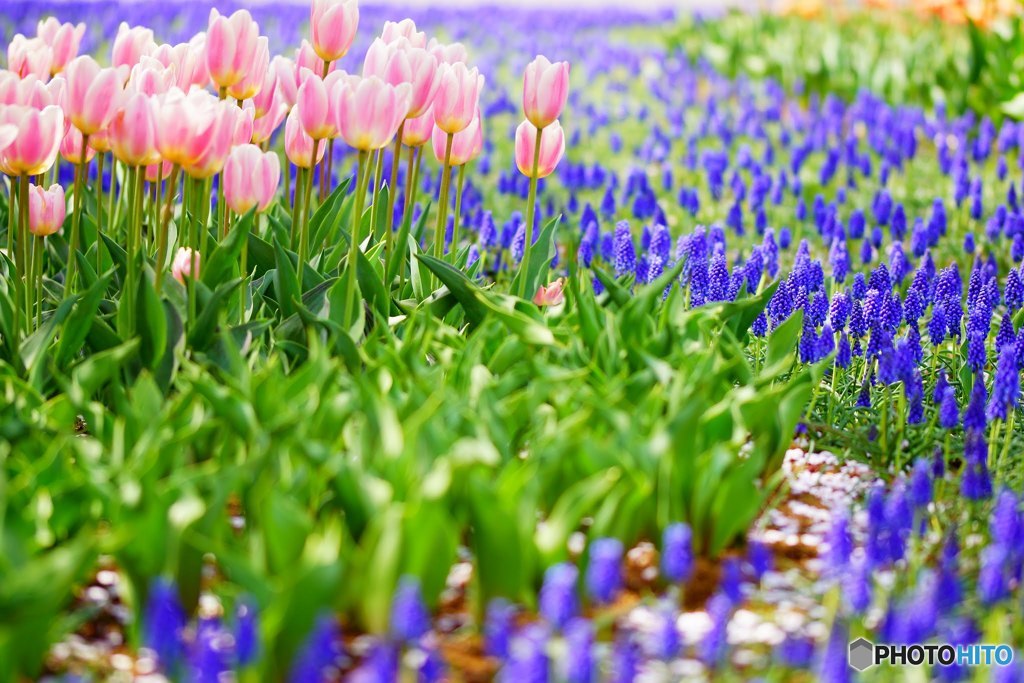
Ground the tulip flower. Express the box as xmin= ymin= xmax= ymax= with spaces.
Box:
xmin=251 ymin=99 xmax=289 ymax=145
xmin=0 ymin=124 xmax=16 ymax=155
xmin=172 ymin=247 xmax=200 ymax=284
xmin=112 ymin=23 xmax=156 ymax=70
xmin=28 ymin=183 xmax=66 ymax=238
xmin=295 ymin=40 xmax=335 ymax=82
xmin=432 ymin=62 xmax=483 ymax=135
xmin=296 ymin=72 xmax=336 ymax=141
xmin=129 ymin=57 xmax=178 ymax=96
xmin=0 ymin=105 xmax=64 ymax=177
xmin=59 ymin=125 xmax=97 ymax=165
xmin=335 ymin=77 xmax=412 ymax=151
xmin=432 ymin=113 xmax=482 ymax=167
xmin=251 ymin=59 xmax=281 ymax=119
xmin=182 ymin=103 xmax=237 ymax=180
xmin=36 ymin=18 xmax=85 ymax=75
xmin=522 ymin=55 xmax=570 ymax=130
xmin=0 ymin=74 xmax=56 ymax=109
xmin=381 ymin=19 xmax=427 ymax=48
xmin=224 ymin=144 xmax=280 ymax=215
xmin=363 ymin=38 xmax=440 ymax=120
xmin=109 ymin=92 xmax=160 ymax=167
xmin=284 ymin=106 xmax=326 ymax=168
xmin=272 ymin=56 xmax=300 ymax=109
xmin=154 ymin=88 xmax=222 ymax=168
xmin=515 ymin=119 xmax=565 ymax=180
xmin=310 ymin=0 xmax=359 ymax=64
xmin=227 ymin=36 xmax=270 ymax=102
xmin=534 ymin=279 xmax=565 ymax=307
xmin=206 ymin=9 xmax=261 ymax=91
xmin=8 ymin=34 xmax=54 ymax=81
xmin=64 ymin=56 xmax=124 ymax=136
xmin=428 ymin=39 xmax=469 ymax=66
xmin=402 ymin=108 xmax=434 ymax=147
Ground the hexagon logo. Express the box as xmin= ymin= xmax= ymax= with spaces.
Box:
xmin=848 ymin=637 xmax=875 ymax=671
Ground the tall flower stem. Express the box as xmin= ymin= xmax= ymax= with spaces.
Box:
xmin=21 ymin=177 xmax=32 ymax=334
xmin=65 ymin=134 xmax=89 ymax=296
xmin=9 ymin=176 xmax=21 ymax=337
xmin=33 ymin=234 xmax=43 ymax=329
xmin=369 ymin=149 xmax=385 ymax=238
xmin=187 ymin=177 xmax=199 ymax=327
xmin=299 ymin=149 xmax=317 ymax=265
xmin=384 ymin=123 xmax=405 ymax=273
xmin=291 ymin=166 xmax=305 ymax=250
xmin=404 ymin=145 xmax=420 ymax=213
xmin=155 ymin=164 xmax=180 ymax=294
xmin=107 ymin=158 xmax=118 ymax=235
xmin=518 ymin=126 xmax=544 ymax=298
xmin=432 ymin=133 xmax=454 ymax=289
xmin=318 ymin=60 xmax=333 ymax=204
xmin=123 ymin=166 xmax=139 ymax=336
xmin=451 ymin=164 xmax=466 ymax=263
xmin=345 ymin=150 xmax=371 ymax=329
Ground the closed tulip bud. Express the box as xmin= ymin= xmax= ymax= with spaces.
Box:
xmin=182 ymin=103 xmax=237 ymax=179
xmin=64 ymin=56 xmax=124 ymax=136
xmin=0 ymin=104 xmax=64 ymax=176
xmin=1 ymin=74 xmax=56 ymax=109
xmin=89 ymin=126 xmax=112 ymax=153
xmin=364 ymin=39 xmax=439 ymax=120
xmin=522 ymin=55 xmax=569 ymax=130
xmin=206 ymin=8 xmax=260 ymax=90
xmin=432 ymin=111 xmax=482 ymax=166
xmin=60 ymin=124 xmax=96 ymax=164
xmin=8 ymin=34 xmax=54 ymax=81
xmin=251 ymin=99 xmax=289 ymax=145
xmin=381 ymin=19 xmax=426 ymax=48
xmin=227 ymin=36 xmax=270 ymax=102
xmin=432 ymin=63 xmax=482 ymax=135
xmin=250 ymin=59 xmax=280 ymax=119
xmin=296 ymin=72 xmax=335 ymax=139
xmin=224 ymin=144 xmax=280 ymax=215
xmin=129 ymin=57 xmax=177 ymax=96
xmin=36 ymin=18 xmax=85 ymax=75
xmin=534 ymin=278 xmax=565 ymax=306
xmin=285 ymin=106 xmax=325 ymax=168
xmin=151 ymin=40 xmax=207 ymax=91
xmin=28 ymin=183 xmax=66 ymax=237
xmin=109 ymin=92 xmax=160 ymax=167
xmin=171 ymin=247 xmax=200 ymax=284
xmin=310 ymin=0 xmax=359 ymax=63
xmin=401 ymin=107 xmax=434 ymax=147
xmin=335 ymin=76 xmax=411 ymax=151
xmin=155 ymin=88 xmax=219 ymax=167
xmin=427 ymin=39 xmax=468 ymax=65
xmin=231 ymin=106 xmax=254 ymax=146
xmin=295 ymin=40 xmax=334 ymax=83
xmin=272 ymin=56 xmax=300 ymax=108
xmin=145 ymin=159 xmax=174 ymax=183
xmin=112 ymin=22 xmax=156 ymax=70
xmin=515 ymin=118 xmax=564 ymax=179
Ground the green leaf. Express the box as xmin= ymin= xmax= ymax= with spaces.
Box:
xmin=509 ymin=215 xmax=560 ymax=300
xmin=201 ymin=210 xmax=253 ymax=289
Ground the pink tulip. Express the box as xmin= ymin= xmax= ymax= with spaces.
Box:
xmin=296 ymin=72 xmax=336 ymax=139
xmin=0 ymin=104 xmax=64 ymax=176
xmin=223 ymin=144 xmax=280 ymax=214
xmin=533 ymin=278 xmax=565 ymax=306
xmin=401 ymin=107 xmax=434 ymax=147
xmin=272 ymin=56 xmax=300 ymax=109
xmin=295 ymin=40 xmax=335 ymax=83
xmin=381 ymin=19 xmax=426 ymax=49
xmin=285 ymin=106 xmax=325 ymax=168
xmin=250 ymin=57 xmax=280 ymax=119
xmin=310 ymin=0 xmax=359 ymax=63
xmin=363 ymin=38 xmax=439 ymax=119
xmin=151 ymin=40 xmax=208 ymax=91
xmin=28 ymin=183 xmax=66 ymax=237
xmin=0 ymin=74 xmax=56 ymax=109
xmin=171 ymin=247 xmax=200 ymax=284
xmin=227 ymin=36 xmax=270 ymax=102
xmin=59 ymin=125 xmax=96 ymax=164
xmin=128 ymin=57 xmax=177 ymax=96
xmin=112 ymin=23 xmax=156 ymax=70
xmin=8 ymin=35 xmax=54 ymax=81
xmin=251 ymin=98 xmax=289 ymax=145
xmin=64 ymin=56 xmax=124 ymax=136
xmin=515 ymin=119 xmax=565 ymax=179
xmin=154 ymin=88 xmax=220 ymax=167
xmin=109 ymin=92 xmax=160 ymax=167
xmin=36 ymin=18 xmax=85 ymax=75
xmin=0 ymin=124 xmax=16 ymax=154
xmin=145 ymin=159 xmax=174 ymax=183
xmin=432 ymin=111 xmax=482 ymax=166
xmin=182 ymin=102 xmax=237 ymax=179
xmin=432 ymin=62 xmax=482 ymax=135
xmin=522 ymin=55 xmax=569 ymax=130
xmin=427 ymin=39 xmax=468 ymax=66
xmin=334 ymin=76 xmax=411 ymax=151
xmin=89 ymin=127 xmax=112 ymax=153
xmin=206 ymin=8 xmax=260 ymax=90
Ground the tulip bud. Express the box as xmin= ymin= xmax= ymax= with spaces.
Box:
xmin=172 ymin=247 xmax=200 ymax=284
xmin=64 ymin=56 xmax=124 ymax=136
xmin=432 ymin=62 xmax=483 ymax=135
xmin=8 ymin=34 xmax=54 ymax=81
xmin=28 ymin=183 xmax=66 ymax=237
xmin=206 ymin=8 xmax=261 ymax=90
xmin=310 ymin=0 xmax=359 ymax=63
xmin=522 ymin=55 xmax=569 ymax=130
xmin=223 ymin=144 xmax=280 ymax=214
xmin=515 ymin=119 xmax=565 ymax=180
xmin=432 ymin=111 xmax=482 ymax=166
xmin=285 ymin=106 xmax=325 ymax=168
xmin=112 ymin=22 xmax=156 ymax=70
xmin=109 ymin=92 xmax=160 ymax=167
xmin=334 ymin=76 xmax=411 ymax=151
xmin=36 ymin=18 xmax=86 ymax=75
xmin=0 ymin=104 xmax=64 ymax=176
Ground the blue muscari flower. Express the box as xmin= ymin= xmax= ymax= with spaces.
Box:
xmin=585 ymin=538 xmax=623 ymax=605
xmin=978 ymin=545 xmax=1009 ymax=605
xmin=610 ymin=632 xmax=640 ymax=683
xmin=613 ymin=221 xmax=636 ymax=278
xmin=599 ymin=231 xmax=615 ymax=263
xmin=484 ymin=599 xmax=517 ymax=660
xmin=511 ymin=223 xmax=526 ymax=263
xmin=390 ymin=577 xmax=431 ymax=643
xmin=563 ymin=619 xmax=595 ymax=683
xmin=990 ymin=489 xmax=1020 ymax=549
xmin=776 ymin=636 xmax=815 ymax=669
xmin=818 ymin=619 xmax=851 ymax=683
xmin=828 ymin=239 xmax=848 ymax=283
xmin=891 ymin=204 xmax=907 ymax=240
xmin=1006 ymin=269 xmax=1024 ymax=312
xmin=907 ymin=373 xmax=925 ymax=424
xmin=600 ymin=186 xmax=616 ymax=216
xmin=988 ymin=345 xmax=1020 ymax=422
xmin=963 ymin=374 xmax=988 ymax=431
xmin=843 ymin=557 xmax=872 ymax=614
xmin=779 ymin=226 xmax=792 ymax=250
xmin=289 ymin=614 xmax=342 ymax=683
xmin=964 ymin=232 xmax=976 ymax=254
xmin=869 ymin=264 xmax=892 ymax=293
xmin=874 ymin=190 xmax=893 ymax=226
xmin=502 ymin=625 xmax=549 ymax=683
xmin=997 ymin=313 xmax=1017 ymax=352
xmin=235 ymin=600 xmax=259 ymax=667
xmin=752 ymin=313 xmax=768 ymax=338
xmin=903 ymin=289 xmax=923 ymax=324
xmin=966 ymin=329 xmax=987 ymax=372
xmin=143 ymin=578 xmax=187 ymax=669
xmin=721 ymin=556 xmax=744 ymax=603
xmin=818 ymin=322 xmax=836 ymax=359
xmin=707 ymin=253 xmax=730 ymax=302
xmin=836 ymin=332 xmax=851 ymax=368
xmin=849 ymin=209 xmax=866 ymax=239
xmin=856 ymin=380 xmax=872 ymax=408
xmin=829 ymin=292 xmax=851 ymax=330
xmin=928 ymin=304 xmax=948 ymax=346
xmin=909 ymin=457 xmax=933 ymax=510
xmin=933 ymin=369 xmax=949 ymax=404
xmin=795 ymin=197 xmax=807 ymax=221
xmin=961 ymin=431 xmax=993 ymax=501
xmin=699 ymin=594 xmax=732 ymax=667
xmin=662 ymin=523 xmax=693 ymax=583
xmin=540 ymin=563 xmax=578 ymax=629
xmin=1015 ymin=234 xmax=1024 ymax=264
xmin=649 ymin=224 xmax=671 ymax=263
xmin=636 ymin=255 xmax=650 ymax=285
xmin=799 ymin=317 xmax=818 ymax=364
xmin=467 ymin=245 xmax=480 ymax=270
xmin=747 ymin=541 xmax=772 ymax=582
xmin=940 ymin=386 xmax=960 ymax=430
xmin=479 ymin=211 xmax=497 ymax=249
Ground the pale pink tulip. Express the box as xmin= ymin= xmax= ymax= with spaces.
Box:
xmin=432 ymin=62 xmax=482 ymax=135
xmin=522 ymin=55 xmax=569 ymax=130
xmin=0 ymin=74 xmax=55 ymax=109
xmin=154 ymin=88 xmax=220 ymax=167
xmin=401 ymin=108 xmax=434 ymax=147
xmin=231 ymin=106 xmax=255 ymax=146
xmin=227 ymin=36 xmax=270 ymax=102
xmin=89 ymin=127 xmax=112 ymax=153
xmin=0 ymin=105 xmax=64 ymax=176
xmin=223 ymin=144 xmax=280 ymax=214
xmin=28 ymin=183 xmax=66 ymax=237
xmin=112 ymin=23 xmax=156 ymax=70
xmin=533 ymin=279 xmax=565 ymax=306
xmin=427 ymin=39 xmax=468 ymax=65
xmin=272 ymin=56 xmax=300 ymax=109
xmin=334 ymin=76 xmax=411 ymax=151
xmin=310 ymin=0 xmax=359 ymax=63
xmin=515 ymin=119 xmax=565 ymax=179
xmin=295 ymin=40 xmax=335 ymax=83
xmin=182 ymin=102 xmax=237 ymax=179
xmin=59 ymin=125 xmax=96 ymax=164
xmin=206 ymin=8 xmax=260 ymax=90
xmin=0 ymin=124 xmax=16 ymax=154
xmin=381 ymin=19 xmax=426 ymax=49
xmin=8 ymin=35 xmax=54 ymax=81
xmin=432 ymin=111 xmax=482 ymax=166
xmin=363 ymin=38 xmax=439 ymax=119
xmin=109 ymin=92 xmax=160 ymax=167
xmin=250 ymin=57 xmax=280 ymax=119
xmin=296 ymin=72 xmax=335 ymax=139
xmin=36 ymin=18 xmax=85 ymax=74
xmin=284 ymin=106 xmax=325 ymax=168
xmin=251 ymin=98 xmax=289 ymax=145
xmin=128 ymin=57 xmax=177 ymax=96
xmin=64 ymin=56 xmax=124 ymax=136
xmin=145 ymin=159 xmax=174 ymax=183
xmin=171 ymin=247 xmax=200 ymax=284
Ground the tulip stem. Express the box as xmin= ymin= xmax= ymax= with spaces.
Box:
xmin=155 ymin=164 xmax=180 ymax=294
xmin=345 ymin=150 xmax=371 ymax=330
xmin=65 ymin=134 xmax=89 ymax=296
xmin=9 ymin=176 xmax=21 ymax=338
xmin=433 ymin=133 xmax=454 ymax=289
xmin=300 ymin=155 xmax=316 ymax=265
xmin=404 ymin=145 xmax=419 ymax=213
xmin=124 ymin=166 xmax=139 ymax=336
xmin=107 ymin=158 xmax=118 ymax=239
xmin=451 ymin=164 xmax=466 ymax=263
xmin=291 ymin=166 xmax=304 ymax=250
xmin=370 ymin=149 xmax=385 ymax=241
xmin=21 ymin=177 xmax=32 ymax=335
xmin=96 ymin=152 xmax=106 ymax=276
xmin=34 ymin=235 xmax=43 ymax=329
xmin=518 ymin=126 xmax=544 ymax=299
xmin=187 ymin=177 xmax=199 ymax=327
xmin=384 ymin=123 xmax=405 ymax=274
